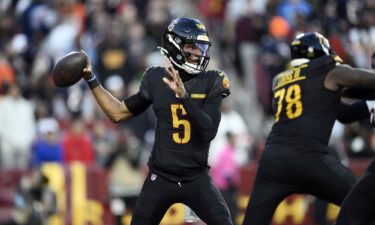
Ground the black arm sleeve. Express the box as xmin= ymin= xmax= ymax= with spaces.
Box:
xmin=341 ymin=88 xmax=375 ymax=100
xmin=123 ymin=92 xmax=152 ymax=116
xmin=336 ymin=101 xmax=370 ymax=123
xmin=181 ymin=94 xmax=222 ymax=142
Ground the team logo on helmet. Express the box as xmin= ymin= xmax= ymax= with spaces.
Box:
xmin=196 ymin=23 xmax=206 ymax=30
xmin=151 ymin=173 xmax=157 ymax=181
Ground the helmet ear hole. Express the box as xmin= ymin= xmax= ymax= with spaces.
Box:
xmin=175 ymin=38 xmax=182 ymax=44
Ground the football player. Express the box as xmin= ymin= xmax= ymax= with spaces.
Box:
xmin=242 ymin=32 xmax=375 ymax=225
xmin=82 ymin=17 xmax=233 ymax=225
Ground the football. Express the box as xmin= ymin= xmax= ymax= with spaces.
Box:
xmin=52 ymin=51 xmax=86 ymax=87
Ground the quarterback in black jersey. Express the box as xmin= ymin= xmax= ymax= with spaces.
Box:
xmin=82 ymin=17 xmax=232 ymax=225
xmin=242 ymin=32 xmax=375 ymax=225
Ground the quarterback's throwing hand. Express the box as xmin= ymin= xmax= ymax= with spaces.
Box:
xmin=80 ymin=50 xmax=94 ymax=80
xmin=163 ymin=66 xmax=186 ymax=98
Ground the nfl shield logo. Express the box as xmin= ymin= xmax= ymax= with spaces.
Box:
xmin=151 ymin=174 xmax=157 ymax=181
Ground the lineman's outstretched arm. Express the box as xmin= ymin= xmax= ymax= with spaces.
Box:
xmin=325 ymin=65 xmax=375 ymax=91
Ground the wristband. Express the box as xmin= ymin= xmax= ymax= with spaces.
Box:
xmin=86 ymin=74 xmax=101 ymax=89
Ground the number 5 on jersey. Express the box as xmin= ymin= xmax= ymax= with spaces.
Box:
xmin=274 ymin=84 xmax=303 ymax=122
xmin=171 ymin=104 xmax=191 ymax=144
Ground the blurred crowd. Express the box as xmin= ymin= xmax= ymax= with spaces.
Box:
xmin=0 ymin=0 xmax=375 ymax=224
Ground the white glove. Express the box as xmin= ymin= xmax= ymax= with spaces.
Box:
xmin=366 ymin=100 xmax=375 ymax=125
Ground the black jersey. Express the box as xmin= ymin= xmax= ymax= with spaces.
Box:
xmin=267 ymin=55 xmax=341 ymax=149
xmin=139 ymin=66 xmax=230 ymax=182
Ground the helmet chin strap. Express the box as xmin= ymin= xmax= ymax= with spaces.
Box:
xmin=182 ymin=62 xmax=201 ymax=74
xmin=182 ymin=51 xmax=205 ymax=74
xmin=166 ymin=63 xmax=194 ymax=82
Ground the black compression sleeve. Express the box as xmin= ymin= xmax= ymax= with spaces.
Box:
xmin=180 ymin=93 xmax=222 ymax=141
xmin=336 ymin=101 xmax=370 ymax=123
xmin=124 ymin=92 xmax=152 ymax=116
xmin=341 ymin=88 xmax=375 ymax=100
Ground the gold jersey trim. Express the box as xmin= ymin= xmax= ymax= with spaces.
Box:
xmin=191 ymin=94 xmax=207 ymax=99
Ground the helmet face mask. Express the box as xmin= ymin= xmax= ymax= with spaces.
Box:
xmin=290 ymin=32 xmax=334 ymax=60
xmin=160 ymin=17 xmax=211 ymax=75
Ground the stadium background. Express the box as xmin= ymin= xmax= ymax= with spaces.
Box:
xmin=0 ymin=0 xmax=374 ymax=225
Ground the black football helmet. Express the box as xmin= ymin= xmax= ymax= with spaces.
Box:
xmin=160 ymin=17 xmax=211 ymax=74
xmin=290 ymin=32 xmax=334 ymax=59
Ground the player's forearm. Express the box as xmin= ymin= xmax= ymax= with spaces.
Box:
xmin=336 ymin=101 xmax=369 ymax=123
xmin=91 ymin=86 xmax=133 ymax=122
xmin=181 ymin=95 xmax=220 ymax=141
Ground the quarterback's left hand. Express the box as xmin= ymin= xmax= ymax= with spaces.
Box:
xmin=163 ymin=66 xmax=187 ymax=98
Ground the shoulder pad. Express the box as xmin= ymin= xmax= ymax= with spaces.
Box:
xmin=140 ymin=66 xmax=165 ymax=101
xmin=308 ymin=55 xmax=337 ymax=71
xmin=142 ymin=66 xmax=166 ymax=80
